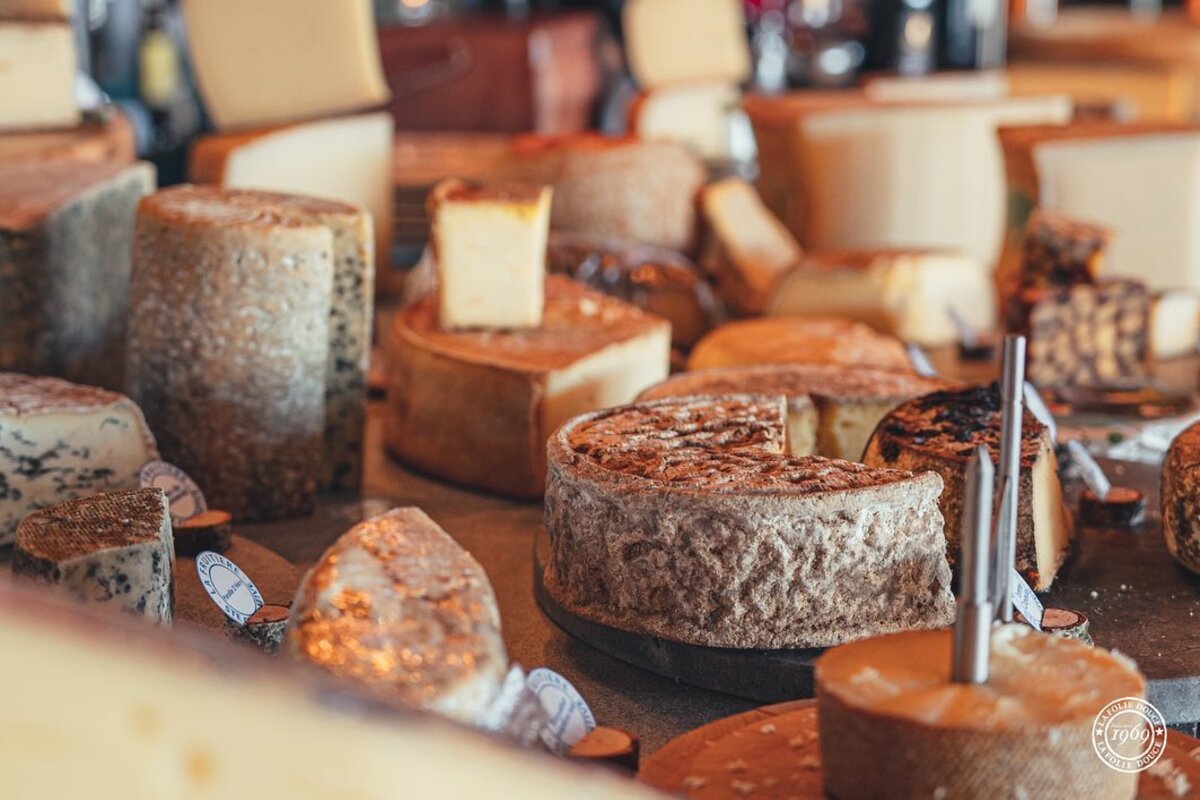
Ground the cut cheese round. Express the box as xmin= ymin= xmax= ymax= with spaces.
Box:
xmin=126 ymin=186 xmax=335 ymax=520
xmin=817 ymin=625 xmax=1145 ymax=800
xmin=544 ymin=395 xmax=955 ymax=649
xmin=384 ymin=274 xmax=671 ymax=498
xmin=639 ymin=363 xmax=948 ymax=462
xmin=863 ymin=383 xmax=1073 ymax=590
xmin=225 ymin=603 xmax=289 ymax=655
xmin=687 ymin=316 xmax=913 ymax=373
xmin=1163 ymin=420 xmax=1200 ymax=574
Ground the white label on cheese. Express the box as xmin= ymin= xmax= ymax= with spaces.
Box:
xmin=139 ymin=461 xmax=208 ymax=525
xmin=906 ymin=344 xmax=939 ymax=377
xmin=1010 ymin=568 xmax=1044 ymax=631
xmin=1023 ymin=382 xmax=1057 ymax=442
xmin=1067 ymin=440 xmax=1112 ymax=500
xmin=526 ymin=668 xmax=596 ymax=755
xmin=196 ymin=551 xmax=264 ymax=625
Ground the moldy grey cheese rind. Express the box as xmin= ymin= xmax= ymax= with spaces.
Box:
xmin=0 ymin=160 xmax=154 ymax=388
xmin=126 ymin=186 xmax=333 ymax=520
xmin=0 ymin=373 xmax=159 ymax=545
xmin=544 ymin=395 xmax=955 ymax=649
xmin=863 ymin=383 xmax=1073 ymax=590
xmin=285 ymin=508 xmax=507 ymax=724
xmin=13 ymin=487 xmax=174 ymax=625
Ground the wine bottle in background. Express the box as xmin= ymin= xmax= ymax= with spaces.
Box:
xmin=861 ymin=0 xmax=935 ymax=76
xmin=938 ymin=0 xmax=1006 ymax=69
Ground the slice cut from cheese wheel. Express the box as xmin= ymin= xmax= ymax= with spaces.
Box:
xmin=384 ymin=274 xmax=671 ymax=498
xmin=0 ymin=21 xmax=78 ymax=132
xmin=181 ymin=0 xmax=389 ymax=130
xmin=13 ymin=488 xmax=174 ymax=625
xmin=817 ymin=625 xmax=1145 ymax=800
xmin=688 ymin=316 xmax=913 ymax=373
xmin=639 ymin=363 xmax=950 ymax=462
xmin=187 ymin=111 xmax=394 ymax=271
xmin=863 ymin=382 xmax=1073 ymax=590
xmin=0 ymin=373 xmax=159 ymax=546
xmin=0 ymin=581 xmax=665 ymax=799
xmin=769 ymin=248 xmax=997 ymax=346
xmin=544 ymin=395 xmax=955 ymax=649
xmin=286 ymin=508 xmax=507 ymax=725
xmin=622 ymin=0 xmax=751 ymax=90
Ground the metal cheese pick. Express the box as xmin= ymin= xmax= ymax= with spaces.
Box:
xmin=990 ymin=335 xmax=1026 ymax=623
xmin=952 ymin=445 xmax=995 ymax=684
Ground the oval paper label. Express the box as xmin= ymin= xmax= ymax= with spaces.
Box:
xmin=526 ymin=668 xmax=596 ymax=755
xmin=139 ymin=461 xmax=208 ymax=524
xmin=196 ymin=551 xmax=263 ymax=624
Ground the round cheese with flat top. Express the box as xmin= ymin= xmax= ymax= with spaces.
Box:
xmin=544 ymin=395 xmax=955 ymax=649
xmin=687 ymin=316 xmax=913 ymax=373
xmin=817 ymin=625 xmax=1146 ymax=800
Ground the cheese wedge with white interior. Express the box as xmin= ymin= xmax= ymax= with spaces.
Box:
xmin=622 ymin=0 xmax=751 ymax=90
xmin=181 ymin=0 xmax=390 ymax=129
xmin=188 ymin=111 xmax=394 ymax=270
xmin=629 ymin=81 xmax=745 ymax=161
xmin=768 ymin=249 xmax=996 ymax=346
xmin=429 ymin=179 xmax=552 ymax=330
xmin=0 ymin=21 xmax=78 ymax=132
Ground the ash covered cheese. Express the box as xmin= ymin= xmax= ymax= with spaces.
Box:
xmin=285 ymin=508 xmax=507 ymax=724
xmin=0 ymin=160 xmax=155 ymax=388
xmin=863 ymin=383 xmax=1073 ymax=590
xmin=544 ymin=396 xmax=955 ymax=649
xmin=0 ymin=373 xmax=159 ymax=546
xmin=12 ymin=488 xmax=173 ymax=624
xmin=817 ymin=625 xmax=1145 ymax=800
xmin=126 ymin=186 xmax=333 ymax=520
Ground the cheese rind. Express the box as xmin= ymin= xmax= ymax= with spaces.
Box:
xmin=286 ymin=508 xmax=507 ymax=724
xmin=622 ymin=0 xmax=751 ymax=89
xmin=126 ymin=186 xmax=333 ymax=520
xmin=1164 ymin=420 xmax=1200 ymax=574
xmin=13 ymin=488 xmax=174 ymax=625
xmin=0 ymin=0 xmax=74 ymax=18
xmin=545 ymin=396 xmax=956 ymax=649
xmin=0 ymin=114 xmax=135 ymax=165
xmin=0 ymin=373 xmax=160 ymax=546
xmin=769 ymin=249 xmax=997 ymax=346
xmin=863 ymin=383 xmax=1073 ymax=590
xmin=181 ymin=0 xmax=389 ymax=130
xmin=688 ymin=316 xmax=913 ymax=372
xmin=430 ymin=179 xmax=551 ymax=330
xmin=385 ymin=275 xmax=671 ymax=498
xmin=187 ymin=111 xmax=394 ymax=271
xmin=817 ymin=626 xmax=1145 ymax=800
xmin=700 ymin=177 xmax=803 ymax=315
xmin=0 ymin=21 xmax=78 ymax=132
xmin=0 ymin=160 xmax=155 ymax=388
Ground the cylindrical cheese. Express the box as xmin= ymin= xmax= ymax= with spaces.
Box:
xmin=126 ymin=186 xmax=333 ymax=520
xmin=816 ymin=625 xmax=1146 ymax=800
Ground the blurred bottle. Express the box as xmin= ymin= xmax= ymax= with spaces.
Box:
xmin=938 ymin=0 xmax=1006 ymax=69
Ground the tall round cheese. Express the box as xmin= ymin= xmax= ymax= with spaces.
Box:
xmin=817 ymin=625 xmax=1145 ymax=800
xmin=385 ymin=275 xmax=671 ymax=498
xmin=544 ymin=396 xmax=955 ymax=649
xmin=687 ymin=316 xmax=913 ymax=373
xmin=863 ymin=383 xmax=1073 ymax=590
xmin=639 ymin=363 xmax=948 ymax=461
xmin=126 ymin=186 xmax=333 ymax=520
xmin=1163 ymin=419 xmax=1200 ymax=573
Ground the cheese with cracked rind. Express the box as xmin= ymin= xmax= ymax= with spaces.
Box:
xmin=545 ymin=395 xmax=955 ymax=649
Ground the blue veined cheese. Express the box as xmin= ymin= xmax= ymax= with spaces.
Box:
xmin=0 ymin=373 xmax=159 ymax=545
xmin=12 ymin=487 xmax=174 ymax=625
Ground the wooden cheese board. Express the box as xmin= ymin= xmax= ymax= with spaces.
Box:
xmin=640 ymin=700 xmax=1200 ymax=799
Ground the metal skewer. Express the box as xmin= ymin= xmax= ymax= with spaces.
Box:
xmin=990 ymin=335 xmax=1026 ymax=623
xmin=952 ymin=446 xmax=995 ymax=684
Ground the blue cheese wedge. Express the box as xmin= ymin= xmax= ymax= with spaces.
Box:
xmin=12 ymin=487 xmax=174 ymax=625
xmin=285 ymin=508 xmax=507 ymax=725
xmin=0 ymin=373 xmax=159 ymax=545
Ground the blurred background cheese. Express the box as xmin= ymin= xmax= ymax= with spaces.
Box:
xmin=622 ymin=0 xmax=751 ymax=90
xmin=1151 ymin=290 xmax=1200 ymax=360
xmin=181 ymin=0 xmax=389 ymax=130
xmin=1 ymin=0 xmax=73 ymax=17
xmin=628 ymin=81 xmax=748 ymax=162
xmin=188 ymin=111 xmax=394 ymax=270
xmin=689 ymin=316 xmax=913 ymax=372
xmin=769 ymin=249 xmax=997 ymax=346
xmin=0 ymin=113 xmax=135 ymax=165
xmin=0 ymin=20 xmax=79 ymax=132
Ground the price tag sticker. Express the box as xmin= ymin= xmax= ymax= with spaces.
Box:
xmin=196 ymin=551 xmax=263 ymax=625
xmin=1023 ymin=382 xmax=1057 ymax=442
xmin=906 ymin=344 xmax=938 ymax=378
xmin=1010 ymin=567 xmax=1044 ymax=631
xmin=526 ymin=668 xmax=596 ymax=755
xmin=139 ymin=461 xmax=207 ymax=525
xmin=1067 ymin=440 xmax=1112 ymax=501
